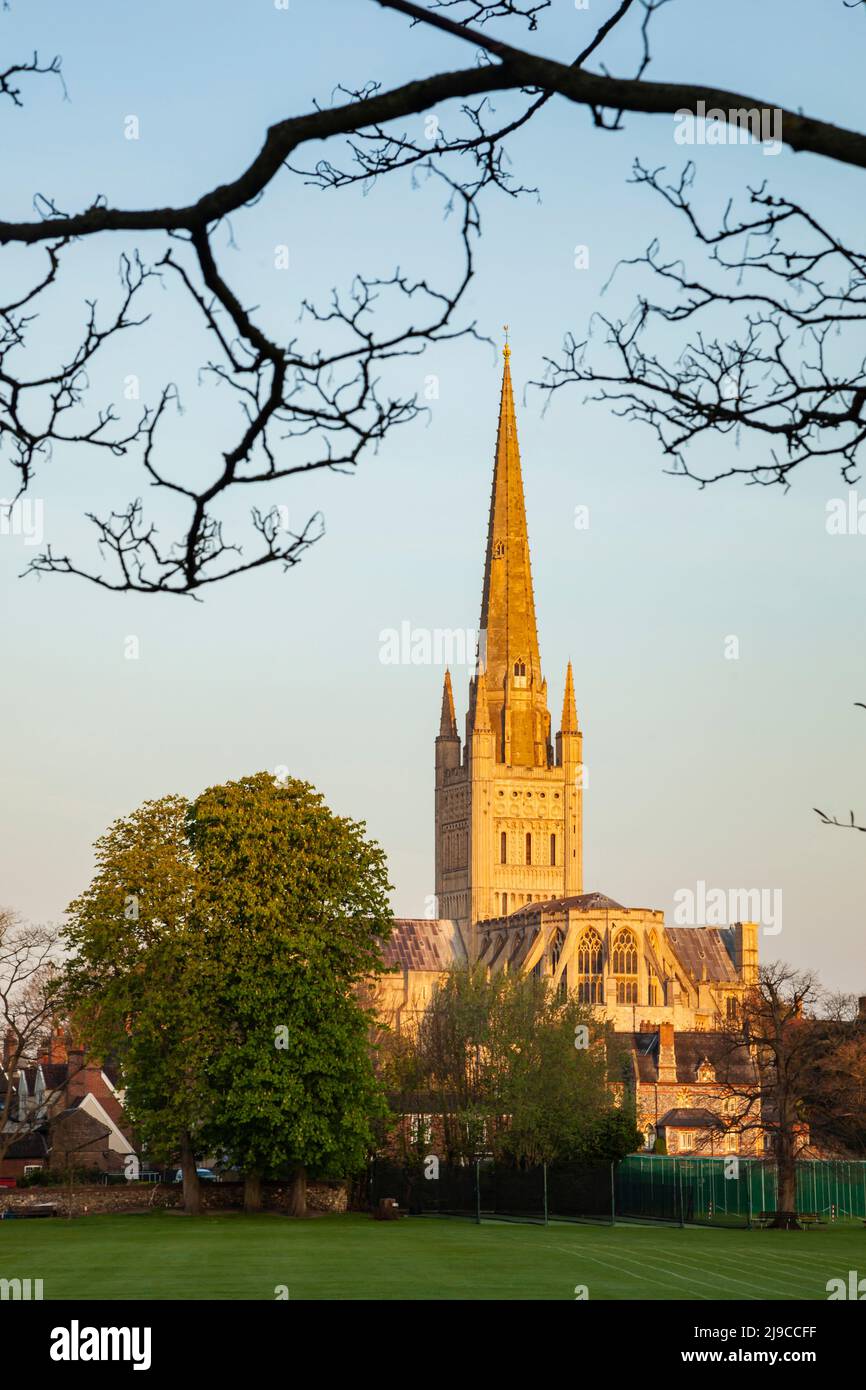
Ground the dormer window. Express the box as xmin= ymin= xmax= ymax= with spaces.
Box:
xmin=493 ymin=540 xmax=505 ymax=559
xmin=513 ymin=658 xmax=527 ymax=688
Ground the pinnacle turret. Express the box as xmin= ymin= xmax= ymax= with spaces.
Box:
xmin=439 ymin=668 xmax=458 ymax=738
xmin=561 ymin=660 xmax=579 ymax=734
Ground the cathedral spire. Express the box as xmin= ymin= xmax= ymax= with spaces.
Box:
xmin=439 ymin=668 xmax=458 ymax=737
xmin=560 ymin=660 xmax=578 ymax=734
xmin=477 ymin=334 xmax=546 ymax=764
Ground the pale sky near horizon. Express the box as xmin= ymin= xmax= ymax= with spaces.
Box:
xmin=0 ymin=1 xmax=864 ymax=993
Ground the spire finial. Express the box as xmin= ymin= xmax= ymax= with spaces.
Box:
xmin=503 ymin=324 xmax=510 ymax=360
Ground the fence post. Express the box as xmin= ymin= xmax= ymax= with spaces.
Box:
xmin=746 ymin=1161 xmax=752 ymax=1230
xmin=475 ymin=1159 xmax=481 ymax=1226
xmin=543 ymin=1163 xmax=548 ymax=1226
xmin=610 ymin=1161 xmax=616 ymax=1227
xmin=678 ymin=1162 xmax=685 ymax=1228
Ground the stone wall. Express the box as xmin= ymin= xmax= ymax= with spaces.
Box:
xmin=0 ymin=1179 xmax=347 ymax=1217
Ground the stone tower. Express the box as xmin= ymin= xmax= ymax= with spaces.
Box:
xmin=435 ymin=340 xmax=583 ymax=942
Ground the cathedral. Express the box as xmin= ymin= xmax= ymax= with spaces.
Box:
xmin=378 ymin=341 xmax=761 ymax=1151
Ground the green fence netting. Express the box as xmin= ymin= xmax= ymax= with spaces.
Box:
xmin=365 ymin=1155 xmax=866 ymax=1227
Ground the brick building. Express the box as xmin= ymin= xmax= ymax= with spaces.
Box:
xmin=0 ymin=1028 xmax=134 ymax=1180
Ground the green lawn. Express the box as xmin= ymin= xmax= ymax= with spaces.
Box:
xmin=1 ymin=1212 xmax=863 ymax=1300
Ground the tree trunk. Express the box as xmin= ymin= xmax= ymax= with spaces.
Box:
xmin=288 ymin=1166 xmax=307 ymax=1218
xmin=774 ymin=1144 xmax=798 ymax=1229
xmin=181 ymin=1131 xmax=201 ymax=1215
xmin=244 ymin=1170 xmax=262 ymax=1213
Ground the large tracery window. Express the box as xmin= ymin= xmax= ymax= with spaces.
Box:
xmin=613 ymin=928 xmax=638 ymax=1004
xmin=576 ymin=927 xmax=604 ymax=1004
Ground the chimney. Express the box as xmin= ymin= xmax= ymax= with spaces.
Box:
xmin=657 ymin=1022 xmax=677 ymax=1084
xmin=50 ymin=1025 xmax=68 ymax=1065
xmin=858 ymin=996 xmax=866 ymax=1022
xmin=66 ymin=1046 xmax=88 ymax=1103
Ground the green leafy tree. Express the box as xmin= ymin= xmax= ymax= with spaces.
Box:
xmin=189 ymin=773 xmax=394 ymax=1215
xmin=62 ymin=796 xmax=213 ymax=1214
xmin=388 ymin=964 xmax=640 ymax=1166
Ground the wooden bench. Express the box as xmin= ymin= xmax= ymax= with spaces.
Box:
xmin=755 ymin=1210 xmax=795 ymax=1229
xmin=797 ymin=1212 xmax=825 ymax=1229
xmin=754 ymin=1210 xmax=824 ymax=1230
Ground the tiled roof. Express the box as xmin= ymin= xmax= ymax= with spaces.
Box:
xmin=381 ymin=919 xmax=467 ymax=972
xmin=665 ymin=927 xmax=738 ymax=983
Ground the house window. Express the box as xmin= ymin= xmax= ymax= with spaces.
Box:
xmin=23 ymin=1164 xmax=43 ymax=1176
xmin=576 ymin=927 xmax=604 ymax=1004
xmin=525 ymin=832 xmax=532 ymax=865
xmin=409 ymin=1115 xmax=432 ymax=1146
xmin=500 ymin=831 xmax=507 ymax=864
xmin=550 ymin=833 xmax=556 ymax=866
xmin=613 ymin=928 xmax=638 ymax=1005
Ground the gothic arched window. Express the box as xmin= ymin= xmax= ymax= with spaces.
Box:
xmin=500 ymin=831 xmax=507 ymax=865
xmin=525 ymin=832 xmax=532 ymax=865
xmin=550 ymin=832 xmax=556 ymax=866
xmin=576 ymin=927 xmax=603 ymax=1004
xmin=613 ymin=928 xmax=638 ymax=1004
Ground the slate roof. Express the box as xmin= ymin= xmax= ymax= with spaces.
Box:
xmin=628 ymin=1033 xmax=661 ymax=1083
xmin=4 ymin=1129 xmax=49 ymax=1160
xmin=622 ymin=1031 xmax=754 ymax=1085
xmin=658 ymin=1108 xmax=724 ymax=1129
xmin=381 ymin=919 xmax=468 ymax=972
xmin=665 ymin=927 xmax=739 ymax=983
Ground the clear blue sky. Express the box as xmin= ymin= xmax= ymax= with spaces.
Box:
xmin=1 ymin=0 xmax=864 ymax=991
